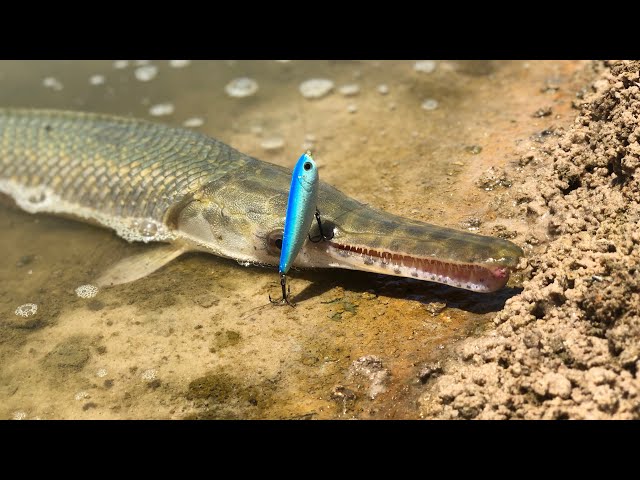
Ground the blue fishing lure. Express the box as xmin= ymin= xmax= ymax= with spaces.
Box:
xmin=280 ymin=151 xmax=319 ymax=275
xmin=271 ymin=151 xmax=319 ymax=305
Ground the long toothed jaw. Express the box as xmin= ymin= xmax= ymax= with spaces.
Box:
xmin=320 ymin=241 xmax=512 ymax=293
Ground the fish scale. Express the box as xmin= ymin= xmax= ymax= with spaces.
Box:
xmin=0 ymin=108 xmax=251 ymax=236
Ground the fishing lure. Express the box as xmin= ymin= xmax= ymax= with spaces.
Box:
xmin=271 ymin=151 xmax=319 ymax=305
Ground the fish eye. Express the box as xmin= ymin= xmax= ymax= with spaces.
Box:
xmin=266 ymin=230 xmax=284 ymax=255
xmin=303 ymin=162 xmax=312 ymax=171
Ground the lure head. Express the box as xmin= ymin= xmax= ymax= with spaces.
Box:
xmin=293 ymin=151 xmax=318 ymax=192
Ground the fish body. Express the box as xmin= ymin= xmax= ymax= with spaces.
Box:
xmin=279 ymin=152 xmax=318 ymax=276
xmin=0 ymin=109 xmax=524 ymax=292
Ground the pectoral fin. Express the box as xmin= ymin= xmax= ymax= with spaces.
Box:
xmin=95 ymin=244 xmax=187 ymax=287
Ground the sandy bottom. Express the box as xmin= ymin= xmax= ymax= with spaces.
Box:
xmin=3 ymin=60 xmax=625 ymax=419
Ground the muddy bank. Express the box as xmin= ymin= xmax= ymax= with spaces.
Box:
xmin=419 ymin=61 xmax=640 ymax=419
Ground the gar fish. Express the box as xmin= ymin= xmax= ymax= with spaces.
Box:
xmin=272 ymin=151 xmax=320 ymax=305
xmin=0 ymin=109 xmax=523 ymax=292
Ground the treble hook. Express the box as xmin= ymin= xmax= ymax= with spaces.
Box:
xmin=269 ymin=273 xmax=295 ymax=307
xmin=308 ymin=208 xmax=334 ymax=243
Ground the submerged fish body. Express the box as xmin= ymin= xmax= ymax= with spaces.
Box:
xmin=0 ymin=109 xmax=523 ymax=292
xmin=279 ymin=152 xmax=319 ymax=276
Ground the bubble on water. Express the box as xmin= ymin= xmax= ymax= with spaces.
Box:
xmin=75 ymin=284 xmax=98 ymax=299
xmin=347 ymin=104 xmax=358 ymax=114
xmin=89 ymin=74 xmax=105 ymax=86
xmin=113 ymin=60 xmax=129 ymax=69
xmin=141 ymin=369 xmax=157 ymax=381
xmin=183 ymin=117 xmax=204 ymax=128
xmin=134 ymin=60 xmax=151 ymax=66
xmin=225 ymin=77 xmax=258 ymax=98
xmin=28 ymin=191 xmax=46 ymax=204
xmin=97 ymin=368 xmax=108 ymax=378
xmin=15 ymin=303 xmax=37 ymax=318
xmin=305 ymin=133 xmax=317 ymax=142
xmin=414 ymin=60 xmax=437 ymax=73
xmin=12 ymin=411 xmax=26 ymax=420
xmin=138 ymin=221 xmax=158 ymax=238
xmin=421 ymin=99 xmax=439 ymax=111
xmin=377 ymin=84 xmax=389 ymax=95
xmin=338 ymin=83 xmax=360 ymax=96
xmin=299 ymin=79 xmax=334 ymax=99
xmin=260 ymin=137 xmax=285 ymax=151
xmin=42 ymin=77 xmax=63 ymax=91
xmin=250 ymin=125 xmax=263 ymax=135
xmin=275 ymin=60 xmax=291 ymax=63
xmin=169 ymin=60 xmax=191 ymax=68
xmin=149 ymin=103 xmax=174 ymax=117
xmin=74 ymin=391 xmax=89 ymax=401
xmin=134 ymin=65 xmax=158 ymax=82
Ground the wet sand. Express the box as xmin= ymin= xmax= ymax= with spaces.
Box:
xmin=1 ymin=60 xmax=611 ymax=419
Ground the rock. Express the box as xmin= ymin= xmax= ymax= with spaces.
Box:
xmin=183 ymin=117 xmax=204 ymax=128
xmin=194 ymin=293 xmax=219 ymax=308
xmin=149 ymin=103 xmax=174 ymax=116
xmin=423 ymin=301 xmax=447 ymax=316
xmin=134 ymin=65 xmax=158 ymax=82
xmin=299 ymin=79 xmax=334 ymax=99
xmin=169 ymin=60 xmax=191 ymax=68
xmin=349 ymin=355 xmax=390 ymax=399
xmin=418 ymin=362 xmax=443 ymax=383
xmin=338 ymin=84 xmax=360 ymax=96
xmin=414 ymin=60 xmax=437 ymax=73
xmin=225 ymin=77 xmax=258 ymax=98
xmin=421 ymin=99 xmax=439 ymax=111
xmin=533 ymin=107 xmax=552 ymax=117
xmin=475 ymin=166 xmax=512 ymax=190
xmin=534 ymin=372 xmax=572 ymax=399
xmin=260 ymin=137 xmax=285 ymax=151
xmin=89 ymin=75 xmax=105 ymax=86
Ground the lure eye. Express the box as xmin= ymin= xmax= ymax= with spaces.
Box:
xmin=303 ymin=162 xmax=312 ymax=171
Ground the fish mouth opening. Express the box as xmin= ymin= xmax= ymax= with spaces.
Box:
xmin=324 ymin=241 xmax=511 ymax=293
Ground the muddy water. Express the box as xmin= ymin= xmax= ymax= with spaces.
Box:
xmin=0 ymin=60 xmax=586 ymax=419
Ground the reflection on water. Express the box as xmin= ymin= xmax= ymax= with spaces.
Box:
xmin=0 ymin=60 xmax=585 ymax=419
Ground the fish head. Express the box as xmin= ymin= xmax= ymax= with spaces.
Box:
xmin=171 ymin=162 xmax=523 ymax=293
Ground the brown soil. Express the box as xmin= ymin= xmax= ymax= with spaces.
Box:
xmin=419 ymin=61 xmax=640 ymax=419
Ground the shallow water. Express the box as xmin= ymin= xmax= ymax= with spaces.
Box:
xmin=0 ymin=60 xmax=586 ymax=419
